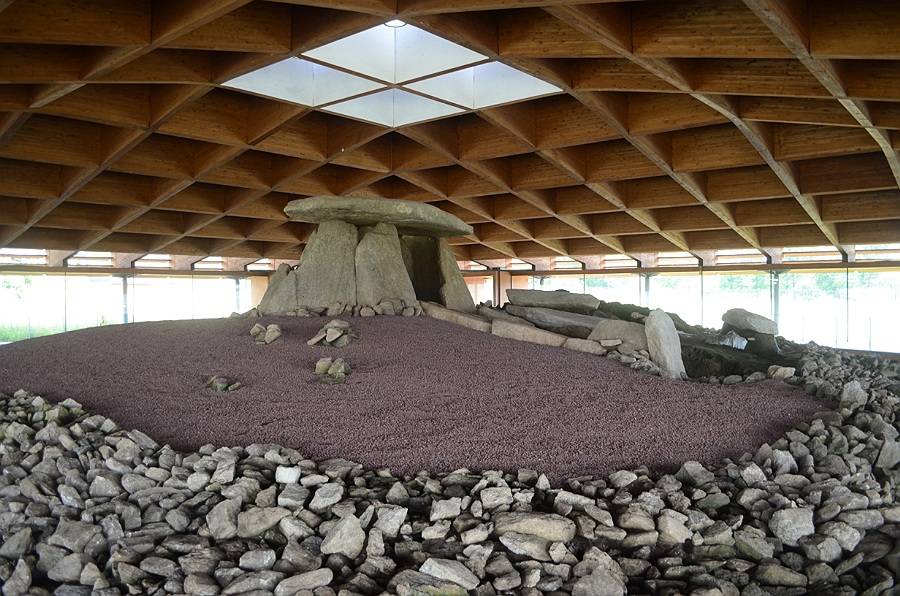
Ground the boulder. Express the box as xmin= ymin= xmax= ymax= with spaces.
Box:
xmin=644 ymin=309 xmax=686 ymax=379
xmin=505 ymin=305 xmax=605 ymax=338
xmin=437 ymin=238 xmax=475 ymax=313
xmin=723 ymin=308 xmax=777 ymax=335
xmin=285 ymin=196 xmax=473 ymax=237
xmin=587 ymin=319 xmax=648 ymax=351
xmin=295 ymin=220 xmax=358 ymax=309
xmin=506 ymin=289 xmax=600 ymax=315
xmin=355 ymin=223 xmax=418 ymax=308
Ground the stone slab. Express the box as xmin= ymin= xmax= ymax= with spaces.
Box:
xmin=505 ymin=305 xmax=605 ymax=339
xmin=491 ymin=319 xmax=567 ymax=347
xmin=285 ymin=196 xmax=472 ymax=237
xmin=588 ymin=319 xmax=649 ymax=351
xmin=421 ymin=301 xmax=490 ymax=332
xmin=506 ymin=289 xmax=601 ymax=315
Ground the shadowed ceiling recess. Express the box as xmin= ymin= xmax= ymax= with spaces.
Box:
xmin=0 ymin=0 xmax=897 ymax=267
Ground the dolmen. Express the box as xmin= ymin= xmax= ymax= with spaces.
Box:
xmin=257 ymin=196 xmax=476 ymax=316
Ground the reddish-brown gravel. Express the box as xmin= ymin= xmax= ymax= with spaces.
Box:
xmin=0 ymin=316 xmax=823 ymax=480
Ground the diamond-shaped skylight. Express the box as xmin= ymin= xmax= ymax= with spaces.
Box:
xmin=223 ymin=21 xmax=561 ymax=128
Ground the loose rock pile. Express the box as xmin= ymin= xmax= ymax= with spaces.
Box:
xmin=314 ymin=357 xmax=352 ymax=384
xmin=1 ymin=340 xmax=898 ymax=595
xmin=205 ymin=375 xmax=242 ymax=392
xmin=250 ymin=323 xmax=282 ymax=345
xmin=306 ymin=320 xmax=358 ymax=349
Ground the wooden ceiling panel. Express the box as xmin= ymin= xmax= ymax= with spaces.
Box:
xmin=0 ymin=0 xmax=897 ymax=261
xmin=632 ymin=0 xmax=793 ymax=59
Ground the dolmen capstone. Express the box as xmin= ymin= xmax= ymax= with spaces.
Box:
xmin=257 ymin=196 xmax=476 ymax=316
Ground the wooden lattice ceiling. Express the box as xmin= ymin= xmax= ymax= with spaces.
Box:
xmin=0 ymin=0 xmax=899 ymax=267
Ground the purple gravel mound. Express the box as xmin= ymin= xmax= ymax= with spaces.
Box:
xmin=0 ymin=316 xmax=822 ymax=480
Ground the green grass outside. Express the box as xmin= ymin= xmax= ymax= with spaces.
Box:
xmin=0 ymin=324 xmax=67 ymax=342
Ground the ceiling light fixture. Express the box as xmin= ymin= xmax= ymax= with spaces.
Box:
xmin=384 ymin=19 xmax=406 ymax=28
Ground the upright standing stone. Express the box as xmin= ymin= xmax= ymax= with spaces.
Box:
xmin=295 ymin=220 xmax=358 ymax=309
xmin=257 ymin=263 xmax=298 ymax=315
xmin=437 ymin=239 xmax=476 ymax=313
xmin=645 ymin=309 xmax=687 ymax=379
xmin=355 ymin=223 xmax=418 ymax=307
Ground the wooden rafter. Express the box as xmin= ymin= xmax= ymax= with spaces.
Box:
xmin=0 ymin=0 xmax=897 ymax=263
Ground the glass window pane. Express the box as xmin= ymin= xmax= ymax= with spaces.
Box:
xmin=130 ymin=276 xmax=193 ymax=322
xmin=647 ymin=273 xmax=702 ymax=326
xmin=464 ymin=275 xmax=494 ymax=304
xmin=847 ymin=269 xmax=900 ymax=352
xmin=529 ymin=274 xmax=584 ymax=293
xmin=192 ymin=277 xmax=240 ymax=319
xmin=584 ymin=273 xmax=642 ymax=305
xmin=64 ymin=274 xmax=125 ymax=330
xmin=702 ymin=271 xmax=772 ymax=329
xmin=0 ymin=273 xmax=66 ymax=341
xmin=778 ymin=269 xmax=847 ymax=348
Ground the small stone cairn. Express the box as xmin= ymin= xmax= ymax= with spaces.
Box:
xmin=314 ymin=357 xmax=352 ymax=384
xmin=306 ymin=320 xmax=357 ymax=348
xmin=205 ymin=375 xmax=241 ymax=392
xmin=250 ymin=323 xmax=282 ymax=344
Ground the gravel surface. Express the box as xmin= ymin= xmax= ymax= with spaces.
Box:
xmin=0 ymin=316 xmax=822 ymax=480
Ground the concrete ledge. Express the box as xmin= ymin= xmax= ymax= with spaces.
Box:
xmin=491 ymin=319 xmax=567 ymax=347
xmin=421 ymin=301 xmax=491 ymax=333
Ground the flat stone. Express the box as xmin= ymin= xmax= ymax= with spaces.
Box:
xmin=237 ymin=507 xmax=290 ymax=538
xmin=476 ymin=305 xmax=535 ymax=326
xmin=491 ymin=319 xmax=567 ymax=347
xmin=309 ymin=483 xmax=343 ymax=513
xmin=505 ymin=305 xmax=606 ymax=339
xmin=723 ymin=307 xmax=777 ymax=335
xmin=588 ymin=319 xmax=649 ymax=351
xmin=388 ymin=569 xmax=467 ymax=596
xmin=285 ymin=196 xmax=472 ymax=237
xmin=563 ymin=337 xmax=606 ymax=355
xmin=320 ymin=515 xmax=365 ymax=559
xmin=499 ymin=531 xmax=551 ymax=561
xmin=769 ymin=508 xmax=815 ymax=547
xmin=274 ymin=568 xmax=333 ymax=596
xmin=421 ymin=301 xmax=490 ymax=332
xmin=572 ymin=551 xmax=626 ymax=596
xmin=494 ymin=512 xmax=576 ymax=542
xmin=420 ymin=557 xmax=480 ymax=590
xmin=506 ymin=289 xmax=601 ymax=315
xmin=207 ymin=497 xmax=241 ymax=541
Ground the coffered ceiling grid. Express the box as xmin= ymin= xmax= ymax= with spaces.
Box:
xmin=0 ymin=0 xmax=898 ymax=267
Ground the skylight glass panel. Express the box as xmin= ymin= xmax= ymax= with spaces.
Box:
xmin=226 ymin=22 xmax=560 ymax=129
xmin=303 ymin=22 xmax=486 ymax=84
xmin=324 ymin=89 xmax=463 ymax=128
xmin=407 ymin=62 xmax=561 ymax=109
xmin=224 ymin=58 xmax=383 ymax=107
